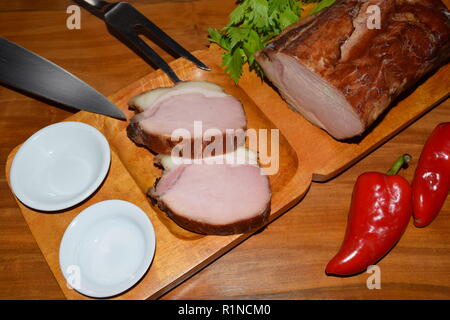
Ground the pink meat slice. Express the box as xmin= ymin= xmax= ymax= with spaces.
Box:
xmin=149 ymin=163 xmax=271 ymax=235
xmin=127 ymin=81 xmax=247 ymax=156
xmin=138 ymin=92 xmax=246 ymax=137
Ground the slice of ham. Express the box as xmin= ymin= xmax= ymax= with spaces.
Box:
xmin=256 ymin=0 xmax=450 ymax=140
xmin=127 ymin=81 xmax=247 ymax=156
xmin=149 ymin=148 xmax=271 ymax=235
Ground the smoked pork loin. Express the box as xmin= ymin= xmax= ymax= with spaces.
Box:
xmin=127 ymin=83 xmax=271 ymax=235
xmin=256 ymin=0 xmax=450 ymax=140
xmin=127 ymin=81 xmax=247 ymax=156
xmin=149 ymin=148 xmax=271 ymax=235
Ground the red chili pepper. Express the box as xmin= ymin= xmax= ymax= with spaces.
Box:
xmin=412 ymin=123 xmax=450 ymax=228
xmin=326 ymin=155 xmax=413 ymax=276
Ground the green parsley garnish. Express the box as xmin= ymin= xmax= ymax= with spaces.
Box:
xmin=208 ymin=0 xmax=336 ymax=84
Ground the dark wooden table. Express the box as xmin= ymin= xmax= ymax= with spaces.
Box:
xmin=0 ymin=0 xmax=449 ymax=299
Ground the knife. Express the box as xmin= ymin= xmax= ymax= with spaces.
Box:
xmin=0 ymin=37 xmax=126 ymax=120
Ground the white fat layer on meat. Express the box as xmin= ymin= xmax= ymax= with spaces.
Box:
xmin=156 ymin=146 xmax=259 ymax=171
xmin=129 ymin=81 xmax=227 ymax=111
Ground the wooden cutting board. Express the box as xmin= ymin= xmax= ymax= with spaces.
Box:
xmin=5 ymin=45 xmax=450 ymax=299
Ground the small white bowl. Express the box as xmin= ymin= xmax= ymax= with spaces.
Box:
xmin=9 ymin=121 xmax=110 ymax=211
xmin=59 ymin=200 xmax=156 ymax=298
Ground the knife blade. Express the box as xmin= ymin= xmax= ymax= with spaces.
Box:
xmin=0 ymin=37 xmax=126 ymax=120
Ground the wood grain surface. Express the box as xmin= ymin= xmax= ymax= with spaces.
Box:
xmin=0 ymin=0 xmax=449 ymax=300
xmin=4 ymin=48 xmax=314 ymax=300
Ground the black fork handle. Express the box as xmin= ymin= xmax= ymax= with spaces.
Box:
xmin=71 ymin=0 xmax=115 ymax=18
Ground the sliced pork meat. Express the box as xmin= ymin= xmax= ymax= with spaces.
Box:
xmin=256 ymin=0 xmax=450 ymax=140
xmin=127 ymin=81 xmax=247 ymax=156
xmin=149 ymin=148 xmax=271 ymax=235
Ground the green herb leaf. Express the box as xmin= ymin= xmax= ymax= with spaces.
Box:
xmin=243 ymin=29 xmax=264 ymax=65
xmin=222 ymin=48 xmax=245 ymax=84
xmin=309 ymin=0 xmax=336 ymax=15
xmin=207 ymin=27 xmax=222 ymax=44
xmin=228 ymin=3 xmax=247 ymax=25
xmin=279 ymin=6 xmax=299 ymax=29
xmin=226 ymin=27 xmax=250 ymax=50
xmin=208 ymin=0 xmax=334 ymax=83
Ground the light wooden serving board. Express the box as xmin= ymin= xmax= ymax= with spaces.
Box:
xmin=5 ymin=46 xmax=449 ymax=300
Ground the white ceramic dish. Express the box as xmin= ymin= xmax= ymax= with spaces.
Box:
xmin=59 ymin=200 xmax=156 ymax=298
xmin=9 ymin=121 xmax=110 ymax=211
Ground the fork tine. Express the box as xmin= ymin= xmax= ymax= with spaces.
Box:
xmin=118 ymin=31 xmax=182 ymax=83
xmin=137 ymin=18 xmax=211 ymax=71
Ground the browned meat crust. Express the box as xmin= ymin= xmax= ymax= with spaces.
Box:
xmin=257 ymin=0 xmax=450 ymax=138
